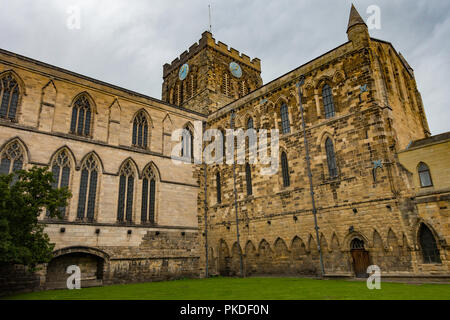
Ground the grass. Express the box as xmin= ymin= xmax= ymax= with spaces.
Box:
xmin=3 ymin=277 xmax=450 ymax=300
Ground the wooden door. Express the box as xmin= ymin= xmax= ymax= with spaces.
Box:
xmin=351 ymin=249 xmax=370 ymax=278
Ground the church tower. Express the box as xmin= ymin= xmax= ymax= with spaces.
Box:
xmin=161 ymin=31 xmax=263 ymax=114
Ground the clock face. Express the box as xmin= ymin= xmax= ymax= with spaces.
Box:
xmin=229 ymin=62 xmax=242 ymax=78
xmin=179 ymin=64 xmax=189 ymax=81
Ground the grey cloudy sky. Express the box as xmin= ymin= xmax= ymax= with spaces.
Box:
xmin=0 ymin=0 xmax=448 ymax=134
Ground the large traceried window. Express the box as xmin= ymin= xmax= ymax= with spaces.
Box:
xmin=77 ymin=154 xmax=99 ymax=221
xmin=325 ymin=138 xmax=338 ymax=178
xmin=117 ymin=161 xmax=135 ymax=223
xmin=322 ymin=84 xmax=335 ymax=119
xmin=0 ymin=74 xmax=20 ymax=121
xmin=47 ymin=150 xmax=71 ymax=218
xmin=418 ymin=162 xmax=433 ymax=187
xmin=281 ymin=151 xmax=290 ymax=187
xmin=141 ymin=165 xmax=156 ymax=224
xmin=245 ymin=163 xmax=252 ymax=196
xmin=70 ymin=95 xmax=92 ymax=136
xmin=0 ymin=141 xmax=24 ymax=175
xmin=419 ymin=224 xmax=441 ymax=264
xmin=132 ymin=111 xmax=149 ymax=149
xmin=280 ymin=103 xmax=290 ymax=134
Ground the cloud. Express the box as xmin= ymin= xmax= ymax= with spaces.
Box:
xmin=0 ymin=0 xmax=448 ymax=134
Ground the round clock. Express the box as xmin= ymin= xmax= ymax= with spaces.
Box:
xmin=229 ymin=62 xmax=242 ymax=78
xmin=178 ymin=63 xmax=189 ymax=81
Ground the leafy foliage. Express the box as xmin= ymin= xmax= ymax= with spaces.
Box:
xmin=0 ymin=167 xmax=71 ymax=270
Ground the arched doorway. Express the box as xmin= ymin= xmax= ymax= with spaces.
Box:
xmin=46 ymin=248 xmax=107 ymax=289
xmin=350 ymin=238 xmax=370 ymax=278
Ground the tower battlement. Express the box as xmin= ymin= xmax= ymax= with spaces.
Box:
xmin=163 ymin=31 xmax=261 ymax=78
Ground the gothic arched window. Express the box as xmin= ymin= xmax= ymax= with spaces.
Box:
xmin=418 ymin=162 xmax=433 ymax=187
xmin=70 ymin=95 xmax=92 ymax=136
xmin=280 ymin=103 xmax=290 ymax=134
xmin=182 ymin=127 xmax=194 ymax=162
xmin=322 ymin=84 xmax=335 ymax=119
xmin=245 ymin=163 xmax=252 ymax=196
xmin=0 ymin=141 xmax=24 ymax=175
xmin=48 ymin=150 xmax=71 ymax=217
xmin=325 ymin=138 xmax=337 ymax=177
xmin=141 ymin=165 xmax=156 ymax=224
xmin=132 ymin=111 xmax=149 ymax=149
xmin=216 ymin=172 xmax=221 ymax=204
xmin=281 ymin=151 xmax=290 ymax=187
xmin=117 ymin=161 xmax=135 ymax=222
xmin=419 ymin=224 xmax=441 ymax=264
xmin=0 ymin=74 xmax=20 ymax=121
xmin=247 ymin=117 xmax=254 ymax=130
xmin=77 ymin=154 xmax=99 ymax=221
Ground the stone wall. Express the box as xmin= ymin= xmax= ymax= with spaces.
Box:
xmin=197 ymin=21 xmax=446 ymax=278
xmin=0 ymin=264 xmax=44 ymax=297
xmin=0 ymin=230 xmax=200 ymax=296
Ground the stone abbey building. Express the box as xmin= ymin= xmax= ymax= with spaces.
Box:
xmin=0 ymin=5 xmax=448 ymax=292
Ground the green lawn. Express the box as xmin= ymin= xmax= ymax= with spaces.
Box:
xmin=3 ymin=277 xmax=450 ymax=300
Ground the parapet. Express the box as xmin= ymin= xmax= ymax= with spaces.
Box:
xmin=163 ymin=31 xmax=261 ymax=78
xmin=204 ymin=31 xmax=261 ymax=71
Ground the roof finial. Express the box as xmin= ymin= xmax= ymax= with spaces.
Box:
xmin=347 ymin=3 xmax=367 ymax=33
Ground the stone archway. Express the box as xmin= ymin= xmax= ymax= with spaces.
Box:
xmin=218 ymin=240 xmax=230 ymax=276
xmin=46 ymin=247 xmax=109 ymax=289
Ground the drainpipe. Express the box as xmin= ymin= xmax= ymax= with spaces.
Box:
xmin=297 ymin=77 xmax=326 ymax=277
xmin=230 ymin=110 xmax=244 ymax=277
xmin=202 ymin=121 xmax=209 ymax=278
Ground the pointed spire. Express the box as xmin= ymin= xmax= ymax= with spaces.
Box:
xmin=347 ymin=4 xmax=367 ymax=32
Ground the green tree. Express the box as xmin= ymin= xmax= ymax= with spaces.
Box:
xmin=0 ymin=166 xmax=71 ymax=271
